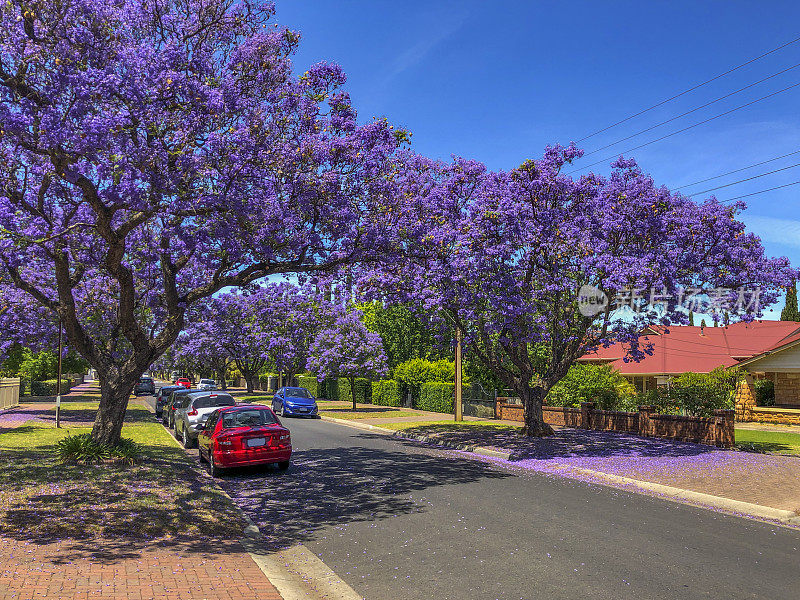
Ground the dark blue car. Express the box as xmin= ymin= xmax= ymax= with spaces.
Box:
xmin=272 ymin=387 xmax=319 ymax=418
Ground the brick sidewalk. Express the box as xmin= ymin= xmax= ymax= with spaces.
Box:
xmin=0 ymin=537 xmax=282 ymax=600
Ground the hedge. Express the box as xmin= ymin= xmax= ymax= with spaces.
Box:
xmin=372 ymin=380 xmax=403 ymax=407
xmin=338 ymin=378 xmax=372 ymax=404
xmin=419 ymin=382 xmax=452 ymax=413
xmin=297 ymin=375 xmax=320 ymax=397
xmin=317 ymin=378 xmax=338 ymax=400
xmin=30 ymin=378 xmax=73 ymax=397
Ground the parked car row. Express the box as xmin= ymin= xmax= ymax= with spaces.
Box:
xmin=151 ymin=383 xmax=303 ymax=477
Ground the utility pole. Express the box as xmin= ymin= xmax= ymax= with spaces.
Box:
xmin=454 ymin=327 xmax=463 ymax=422
xmin=55 ymin=319 xmax=63 ymax=428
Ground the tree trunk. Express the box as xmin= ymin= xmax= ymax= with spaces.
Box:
xmin=246 ymin=374 xmax=255 ymax=393
xmin=350 ymin=376 xmax=357 ymax=410
xmin=520 ymin=385 xmax=554 ymax=437
xmin=218 ymin=367 xmax=227 ymax=390
xmin=92 ymin=375 xmax=134 ymax=446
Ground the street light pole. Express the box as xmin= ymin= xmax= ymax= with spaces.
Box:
xmin=454 ymin=327 xmax=463 ymax=422
xmin=55 ymin=318 xmax=63 ymax=428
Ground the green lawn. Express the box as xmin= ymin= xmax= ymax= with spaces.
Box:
xmin=735 ymin=429 xmax=800 ymax=455
xmin=0 ymin=419 xmax=244 ymax=543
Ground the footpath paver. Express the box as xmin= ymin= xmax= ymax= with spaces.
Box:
xmin=0 ymin=382 xmax=285 ymax=600
xmin=0 ymin=537 xmax=282 ymax=600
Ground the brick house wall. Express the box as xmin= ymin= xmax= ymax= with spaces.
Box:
xmin=774 ymin=372 xmax=800 ymax=407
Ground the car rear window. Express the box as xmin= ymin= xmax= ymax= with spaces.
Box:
xmin=139 ymin=377 xmax=153 ymax=383
xmin=200 ymin=379 xmax=215 ymax=385
xmin=222 ymin=409 xmax=278 ymax=429
xmin=193 ymin=395 xmax=235 ymax=410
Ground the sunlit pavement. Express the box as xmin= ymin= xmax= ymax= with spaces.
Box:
xmin=175 ymin=415 xmax=800 ymax=600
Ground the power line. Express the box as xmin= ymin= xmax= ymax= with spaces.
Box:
xmin=576 ymin=34 xmax=800 ymax=143
xmin=674 ymin=149 xmax=800 ymax=190
xmin=720 ymin=179 xmax=800 ymax=203
xmin=568 ymin=80 xmax=800 ymax=174
xmin=581 ymin=62 xmax=800 ymax=158
xmin=686 ymin=161 xmax=800 ymax=197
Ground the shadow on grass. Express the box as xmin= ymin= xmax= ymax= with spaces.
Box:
xmin=736 ymin=441 xmax=794 ymax=454
xmin=0 ymin=427 xmax=246 ymax=563
xmin=394 ymin=424 xmax=717 ymax=461
xmin=321 ymin=406 xmax=406 ymax=415
xmin=213 ymin=438 xmax=512 ymax=551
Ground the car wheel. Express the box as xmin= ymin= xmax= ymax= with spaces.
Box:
xmin=277 ymin=460 xmax=290 ymax=472
xmin=280 ymin=404 xmax=287 ymax=417
xmin=182 ymin=426 xmax=194 ymax=449
xmin=208 ymin=454 xmax=223 ymax=478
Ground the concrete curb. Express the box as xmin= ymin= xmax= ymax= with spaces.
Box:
xmin=322 ymin=417 xmax=800 ymax=528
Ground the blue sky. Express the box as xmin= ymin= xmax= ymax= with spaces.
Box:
xmin=275 ymin=1 xmax=800 ymax=316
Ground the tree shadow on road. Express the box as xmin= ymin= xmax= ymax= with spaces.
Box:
xmin=395 ymin=424 xmax=718 ymax=461
xmin=214 ymin=437 xmax=512 ymax=550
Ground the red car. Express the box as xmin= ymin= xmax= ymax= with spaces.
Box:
xmin=197 ymin=405 xmax=291 ymax=477
xmin=174 ymin=377 xmax=192 ymax=388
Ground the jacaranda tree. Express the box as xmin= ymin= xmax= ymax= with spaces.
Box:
xmin=374 ymin=146 xmax=795 ymax=436
xmin=0 ymin=0 xmax=407 ymax=444
xmin=307 ymin=308 xmax=388 ymax=410
xmin=260 ymin=283 xmax=324 ymax=385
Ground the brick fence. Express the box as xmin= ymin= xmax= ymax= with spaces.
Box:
xmin=497 ymin=402 xmax=735 ymax=448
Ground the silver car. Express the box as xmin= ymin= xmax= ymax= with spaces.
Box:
xmin=174 ymin=392 xmax=236 ymax=448
xmin=198 ymin=378 xmax=218 ymax=391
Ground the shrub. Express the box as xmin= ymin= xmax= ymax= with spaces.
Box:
xmin=546 ymin=364 xmax=636 ymax=411
xmin=639 ymin=367 xmax=740 ymax=417
xmin=297 ymin=375 xmax=320 ymax=397
xmin=394 ymin=358 xmax=455 ymax=403
xmin=668 ymin=367 xmax=739 ymax=417
xmin=372 ymin=380 xmax=404 ymax=407
xmin=29 ymin=378 xmax=73 ymax=397
xmin=56 ymin=433 xmax=141 ymax=465
xmin=754 ymin=379 xmax=775 ymax=407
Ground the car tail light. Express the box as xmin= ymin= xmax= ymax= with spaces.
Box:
xmin=187 ymin=408 xmax=198 ymax=416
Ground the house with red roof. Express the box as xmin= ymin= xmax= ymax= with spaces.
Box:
xmin=579 ymin=321 xmax=800 ymax=407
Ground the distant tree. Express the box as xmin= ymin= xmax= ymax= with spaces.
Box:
xmin=688 ymin=310 xmax=695 ymax=326
xmin=359 ymin=302 xmax=436 ymax=371
xmin=781 ymin=281 xmax=800 ymax=322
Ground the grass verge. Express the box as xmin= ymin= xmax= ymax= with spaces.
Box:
xmin=0 ymin=418 xmax=244 ymax=544
xmin=319 ymin=409 xmax=420 ymax=420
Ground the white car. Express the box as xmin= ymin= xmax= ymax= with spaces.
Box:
xmin=198 ymin=379 xmax=218 ymax=391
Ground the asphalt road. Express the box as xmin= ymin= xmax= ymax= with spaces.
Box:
xmin=149 ymin=398 xmax=800 ymax=600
